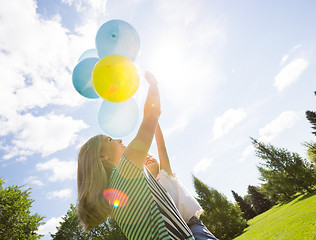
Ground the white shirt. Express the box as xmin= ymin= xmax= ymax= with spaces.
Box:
xmin=157 ymin=169 xmax=204 ymax=223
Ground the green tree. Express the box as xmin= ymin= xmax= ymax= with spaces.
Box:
xmin=0 ymin=178 xmax=44 ymax=240
xmin=51 ymin=204 xmax=85 ymax=239
xmin=193 ymin=176 xmax=247 ymax=240
xmin=304 ymin=141 xmax=316 ymax=167
xmin=247 ymin=185 xmax=274 ymax=214
xmin=231 ymin=190 xmax=257 ymax=220
xmin=258 ymin=168 xmax=295 ymax=203
xmin=252 ymin=138 xmax=316 ymax=202
xmin=306 ymin=110 xmax=316 ymax=136
xmin=51 ymin=204 xmax=127 ymax=240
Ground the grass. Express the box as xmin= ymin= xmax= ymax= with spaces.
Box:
xmin=234 ymin=191 xmax=316 ymax=240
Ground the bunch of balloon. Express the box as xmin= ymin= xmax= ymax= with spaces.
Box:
xmin=72 ymin=49 xmax=100 ymax=99
xmin=72 ymin=19 xmax=141 ymax=137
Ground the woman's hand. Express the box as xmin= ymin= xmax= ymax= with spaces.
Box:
xmin=144 ymin=71 xmax=161 ymax=117
xmin=124 ymin=71 xmax=161 ymax=169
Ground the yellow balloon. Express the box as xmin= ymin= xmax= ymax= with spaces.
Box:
xmin=92 ymin=55 xmax=139 ymax=102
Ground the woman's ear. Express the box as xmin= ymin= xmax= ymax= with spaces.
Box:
xmin=100 ymin=154 xmax=109 ymax=162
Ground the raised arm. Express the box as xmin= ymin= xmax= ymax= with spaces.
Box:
xmin=155 ymin=123 xmax=173 ymax=176
xmin=124 ymin=71 xmax=161 ymax=168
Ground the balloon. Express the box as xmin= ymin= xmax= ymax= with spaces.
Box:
xmin=98 ymin=98 xmax=139 ymax=137
xmin=72 ymin=58 xmax=99 ymax=99
xmin=95 ymin=19 xmax=141 ymax=61
xmin=92 ymin=54 xmax=139 ymax=102
xmin=78 ymin=49 xmax=99 ymax=62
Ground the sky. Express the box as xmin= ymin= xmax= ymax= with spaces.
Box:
xmin=0 ymin=0 xmax=315 ymax=238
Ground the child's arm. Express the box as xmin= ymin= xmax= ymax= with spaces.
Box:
xmin=155 ymin=123 xmax=174 ymax=176
xmin=124 ymin=71 xmax=161 ymax=169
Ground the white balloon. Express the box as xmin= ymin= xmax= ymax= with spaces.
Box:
xmin=98 ymin=98 xmax=139 ymax=137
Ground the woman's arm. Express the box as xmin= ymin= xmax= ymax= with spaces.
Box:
xmin=155 ymin=123 xmax=173 ymax=176
xmin=124 ymin=71 xmax=161 ymax=168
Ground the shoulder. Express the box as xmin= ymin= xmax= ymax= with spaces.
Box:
xmin=157 ymin=169 xmax=177 ymax=181
xmin=111 ymin=154 xmax=144 ymax=182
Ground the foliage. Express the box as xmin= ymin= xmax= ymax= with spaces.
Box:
xmin=247 ymin=185 xmax=274 ymax=214
xmin=0 ymin=178 xmax=44 ymax=240
xmin=252 ymin=138 xmax=316 ymax=203
xmin=234 ymin=191 xmax=316 ymax=240
xmin=306 ymin=110 xmax=316 ymax=136
xmin=51 ymin=204 xmax=127 ymax=240
xmin=304 ymin=141 xmax=316 ymax=167
xmin=231 ymin=190 xmax=257 ymax=220
xmin=193 ymin=175 xmax=247 ymax=240
xmin=258 ymin=166 xmax=298 ymax=203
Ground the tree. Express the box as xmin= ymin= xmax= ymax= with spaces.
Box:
xmin=304 ymin=141 xmax=316 ymax=167
xmin=247 ymin=185 xmax=274 ymax=214
xmin=306 ymin=110 xmax=316 ymax=136
xmin=51 ymin=204 xmax=85 ymax=239
xmin=0 ymin=178 xmax=44 ymax=240
xmin=306 ymin=91 xmax=316 ymax=136
xmin=193 ymin=176 xmax=247 ymax=240
xmin=231 ymin=190 xmax=257 ymax=220
xmin=258 ymin=167 xmax=295 ymax=203
xmin=252 ymin=138 xmax=316 ymax=202
xmin=51 ymin=204 xmax=127 ymax=240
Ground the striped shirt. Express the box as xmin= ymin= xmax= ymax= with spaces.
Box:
xmin=109 ymin=154 xmax=195 ymax=240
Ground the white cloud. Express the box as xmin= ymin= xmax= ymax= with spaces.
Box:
xmin=239 ymin=145 xmax=255 ymax=162
xmin=259 ymin=111 xmax=300 ymax=142
xmin=36 ymin=158 xmax=77 ymax=182
xmin=47 ymin=188 xmax=72 ymax=199
xmin=280 ymin=54 xmax=289 ymax=66
xmin=239 ymin=111 xmax=300 ymax=162
xmin=0 ymin=0 xmax=84 ymax=112
xmin=62 ymin=0 xmax=107 ymax=15
xmin=37 ymin=216 xmax=63 ymax=236
xmin=293 ymin=44 xmax=302 ymax=50
xmin=24 ymin=176 xmax=44 ymax=187
xmin=274 ymin=58 xmax=308 ymax=92
xmin=1 ymin=113 xmax=88 ymax=159
xmin=16 ymin=156 xmax=27 ymax=163
xmin=193 ymin=158 xmax=213 ymax=174
xmin=75 ymin=136 xmax=92 ymax=151
xmin=280 ymin=44 xmax=302 ymax=66
xmin=164 ymin=117 xmax=189 ymax=137
xmin=0 ymin=0 xmax=99 ymax=160
xmin=0 ymin=144 xmax=34 ymax=161
xmin=213 ymin=108 xmax=248 ymax=140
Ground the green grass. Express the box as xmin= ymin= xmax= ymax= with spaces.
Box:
xmin=234 ymin=191 xmax=316 ymax=240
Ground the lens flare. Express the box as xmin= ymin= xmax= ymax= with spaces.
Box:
xmin=113 ymin=200 xmax=120 ymax=208
xmin=103 ymin=188 xmax=129 ymax=208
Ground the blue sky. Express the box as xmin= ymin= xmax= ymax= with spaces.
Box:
xmin=0 ymin=0 xmax=315 ymax=238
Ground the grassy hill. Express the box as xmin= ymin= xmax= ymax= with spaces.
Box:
xmin=234 ymin=191 xmax=316 ymax=240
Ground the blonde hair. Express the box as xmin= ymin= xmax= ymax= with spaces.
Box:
xmin=77 ymin=135 xmax=113 ymax=232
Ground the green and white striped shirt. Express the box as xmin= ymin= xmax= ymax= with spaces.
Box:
xmin=109 ymin=154 xmax=195 ymax=240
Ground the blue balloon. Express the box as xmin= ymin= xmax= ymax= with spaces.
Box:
xmin=78 ymin=49 xmax=99 ymax=62
xmin=98 ymin=98 xmax=139 ymax=137
xmin=95 ymin=19 xmax=141 ymax=61
xmin=72 ymin=58 xmax=99 ymax=99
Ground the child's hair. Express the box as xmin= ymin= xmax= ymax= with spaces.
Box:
xmin=77 ymin=135 xmax=113 ymax=232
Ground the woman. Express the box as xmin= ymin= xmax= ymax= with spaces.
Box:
xmin=77 ymin=71 xmax=195 ymax=239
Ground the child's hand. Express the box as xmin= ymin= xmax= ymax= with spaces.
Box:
xmin=145 ymin=71 xmax=157 ymax=85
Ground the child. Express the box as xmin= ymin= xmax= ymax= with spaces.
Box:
xmin=77 ymin=71 xmax=195 ymax=240
xmin=145 ymin=123 xmax=218 ymax=240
